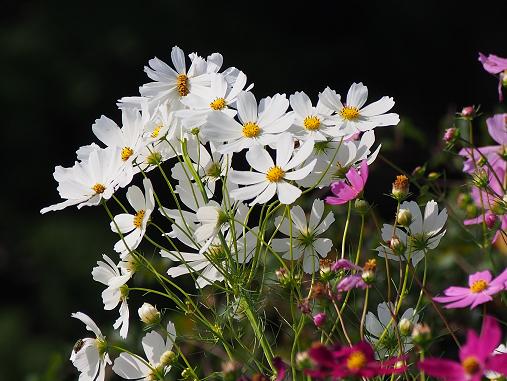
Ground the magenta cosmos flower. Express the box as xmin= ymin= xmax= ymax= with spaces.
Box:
xmin=306 ymin=341 xmax=406 ymax=379
xmin=479 ymin=53 xmax=507 ymax=101
xmin=419 ymin=315 xmax=507 ymax=381
xmin=326 ymin=160 xmax=368 ymax=205
xmin=433 ymin=269 xmax=507 ymax=309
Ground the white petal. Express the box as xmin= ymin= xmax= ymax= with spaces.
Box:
xmin=251 ymin=182 xmax=277 ymax=205
xmin=142 ymin=329 xmax=166 ymax=365
xmin=360 ymin=96 xmax=395 ymax=116
xmin=237 ymin=91 xmax=258 ymax=124
xmin=346 ymin=82 xmax=368 ymax=108
xmin=111 ymin=213 xmax=135 ymax=234
xmin=309 ymin=199 xmax=324 ymax=231
xmin=290 ymin=91 xmax=313 ymax=118
xmin=112 ymin=352 xmax=150 ymax=379
xmin=284 ymin=138 xmax=315 ymax=170
xmin=246 ymin=146 xmax=274 ymax=173
xmin=284 ymin=159 xmax=317 ymax=180
xmin=229 ymin=169 xmax=267 ymax=185
xmin=230 ymin=182 xmax=268 ymax=202
xmin=71 ymin=312 xmax=103 ymax=338
xmin=276 ymin=181 xmax=302 ymax=204
xmin=171 ymin=46 xmax=186 ymax=74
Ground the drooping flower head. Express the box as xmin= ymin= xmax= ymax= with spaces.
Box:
xmin=479 ymin=53 xmax=507 ymax=101
xmin=419 ymin=315 xmax=507 ymax=381
xmin=326 ymin=160 xmax=368 ymax=205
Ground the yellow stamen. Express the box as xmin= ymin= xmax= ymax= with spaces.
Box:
xmin=210 ymin=97 xmax=227 ymax=110
xmin=303 ymin=116 xmax=321 ymax=131
xmin=92 ymin=183 xmax=106 ymax=194
xmin=133 ymin=210 xmax=145 ymax=228
xmin=176 ymin=74 xmax=189 ymax=96
xmin=346 ymin=350 xmax=367 ymax=371
xmin=151 ymin=124 xmax=163 ymax=138
xmin=340 ymin=106 xmax=360 ymax=120
xmin=462 ymin=356 xmax=480 ymax=375
xmin=121 ymin=147 xmax=134 ymax=161
xmin=242 ymin=122 xmax=261 ymax=138
xmin=266 ymin=166 xmax=285 ymax=183
xmin=470 ymin=279 xmax=488 ymax=293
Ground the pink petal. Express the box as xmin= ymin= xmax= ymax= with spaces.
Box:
xmin=419 ymin=358 xmax=465 ymax=381
xmin=486 ymin=353 xmax=507 ymax=376
xmin=469 ymin=271 xmax=493 ymax=286
xmin=345 ymin=166 xmax=364 ymax=192
xmin=479 ymin=316 xmax=502 ymax=357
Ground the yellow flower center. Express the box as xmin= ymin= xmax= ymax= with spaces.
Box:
xmin=340 ymin=106 xmax=360 ymax=120
xmin=346 ymin=350 xmax=367 ymax=371
xmin=151 ymin=124 xmax=163 ymax=138
xmin=176 ymin=74 xmax=189 ymax=96
xmin=92 ymin=183 xmax=106 ymax=194
xmin=133 ymin=210 xmax=146 ymax=228
xmin=462 ymin=356 xmax=480 ymax=375
xmin=266 ymin=166 xmax=285 ymax=183
xmin=303 ymin=116 xmax=321 ymax=131
xmin=470 ymin=279 xmax=488 ymax=293
xmin=210 ymin=97 xmax=227 ymax=110
xmin=242 ymin=122 xmax=261 ymax=138
xmin=121 ymin=147 xmax=134 ymax=161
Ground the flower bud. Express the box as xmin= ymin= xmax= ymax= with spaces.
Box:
xmin=396 ymin=208 xmax=412 ymax=227
xmin=485 ymin=211 xmax=497 ymax=229
xmin=398 ymin=318 xmax=413 ymax=336
xmin=297 ymin=298 xmax=311 ymax=314
xmin=472 ymin=169 xmax=489 ymax=189
xmin=138 ymin=303 xmax=161 ymax=325
xmin=361 ymin=270 xmax=375 ymax=285
xmin=160 ymin=350 xmax=177 ymax=367
xmin=502 ymin=71 xmax=507 ymax=87
xmin=412 ymin=323 xmax=432 ymax=346
xmin=461 ymin=106 xmax=475 ymax=118
xmin=313 ymin=312 xmax=327 ymax=328
xmin=181 ymin=368 xmax=195 ymax=380
xmin=466 ymin=204 xmax=478 ymax=218
xmin=190 ymin=127 xmax=200 ymax=135
xmin=389 ymin=236 xmax=406 ymax=256
xmin=222 ymin=361 xmax=241 ymax=381
xmin=275 ymin=267 xmax=291 ymax=287
xmin=443 ymin=127 xmax=459 ymax=144
xmin=392 ymin=175 xmax=409 ymax=200
xmin=296 ymin=351 xmax=312 ymax=370
xmin=491 ymin=198 xmax=507 ymax=215
xmin=354 ymin=199 xmax=370 ymax=214
xmin=427 ymin=172 xmax=440 ymax=181
xmin=457 ymin=192 xmax=472 ymax=209
xmin=146 ymin=151 xmax=163 ymax=165
xmin=412 ymin=166 xmax=425 ymax=178
xmin=319 ymin=259 xmax=333 ymax=280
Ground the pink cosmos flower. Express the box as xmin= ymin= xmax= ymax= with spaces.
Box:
xmin=479 ymin=53 xmax=507 ymax=101
xmin=433 ymin=269 xmax=507 ymax=309
xmin=460 ymin=114 xmax=507 ymax=243
xmin=306 ymin=341 xmax=406 ymax=379
xmin=331 ymin=259 xmax=362 ymax=272
xmin=313 ymin=312 xmax=327 ymax=328
xmin=419 ymin=315 xmax=507 ymax=381
xmin=326 ymin=161 xmax=368 ymax=205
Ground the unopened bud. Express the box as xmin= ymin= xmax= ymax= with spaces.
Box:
xmin=319 ymin=259 xmax=333 ymax=280
xmin=443 ymin=128 xmax=459 ymax=144
xmin=275 ymin=267 xmax=290 ymax=287
xmin=160 ymin=350 xmax=177 ymax=367
xmin=181 ymin=368 xmax=195 ymax=380
xmin=491 ymin=199 xmax=507 ymax=215
xmin=222 ymin=361 xmax=240 ymax=381
xmin=361 ymin=270 xmax=375 ymax=284
xmin=392 ymin=175 xmax=409 ymax=200
xmin=412 ymin=166 xmax=425 ymax=178
xmin=354 ymin=199 xmax=370 ymax=214
xmin=502 ymin=71 xmax=507 ymax=87
xmin=313 ymin=312 xmax=327 ymax=328
xmin=138 ymin=303 xmax=161 ymax=325
xmin=427 ymin=172 xmax=440 ymax=181
xmin=472 ymin=169 xmax=489 ymax=189
xmin=485 ymin=211 xmax=497 ymax=229
xmin=190 ymin=127 xmax=200 ymax=135
xmin=466 ymin=204 xmax=478 ymax=218
xmin=461 ymin=106 xmax=475 ymax=118
xmin=389 ymin=236 xmax=405 ymax=255
xmin=296 ymin=351 xmax=312 ymax=370
xmin=457 ymin=193 xmax=471 ymax=209
xmin=297 ymin=298 xmax=311 ymax=314
xmin=412 ymin=323 xmax=432 ymax=346
xmin=398 ymin=318 xmax=413 ymax=336
xmin=396 ymin=209 xmax=412 ymax=227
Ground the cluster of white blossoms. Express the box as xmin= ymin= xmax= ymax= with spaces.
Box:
xmin=41 ymin=46 xmax=403 ymax=380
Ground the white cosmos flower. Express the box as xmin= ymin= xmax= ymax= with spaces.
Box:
xmin=289 ymin=91 xmax=354 ymax=141
xmin=161 ymin=207 xmax=255 ymax=288
xmin=272 ymin=199 xmax=334 ymax=273
xmin=76 ymin=109 xmax=146 ymax=168
xmin=229 ymin=133 xmax=316 ymax=205
xmin=365 ymin=302 xmax=419 ymax=359
xmin=112 ymin=322 xmax=176 ymax=380
xmin=70 ymin=312 xmax=111 ymax=381
xmin=194 ymin=201 xmax=230 ymax=245
xmin=319 ymin=83 xmax=400 ymax=133
xmin=111 ymin=178 xmax=155 ymax=258
xmin=171 ymin=140 xmax=234 ymax=196
xmin=159 ymin=179 xmax=209 ymax=226
xmin=177 ymin=71 xmax=251 ymax=130
xmin=140 ymin=46 xmax=211 ymax=108
xmin=92 ymin=254 xmax=133 ymax=339
xmin=376 ymin=200 xmax=447 ymax=266
xmin=203 ymin=91 xmax=294 ymax=153
xmin=41 ymin=147 xmax=130 ymax=214
xmin=296 ymin=131 xmax=381 ymax=188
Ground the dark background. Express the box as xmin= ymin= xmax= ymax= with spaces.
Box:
xmin=1 ymin=0 xmax=507 ymax=379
